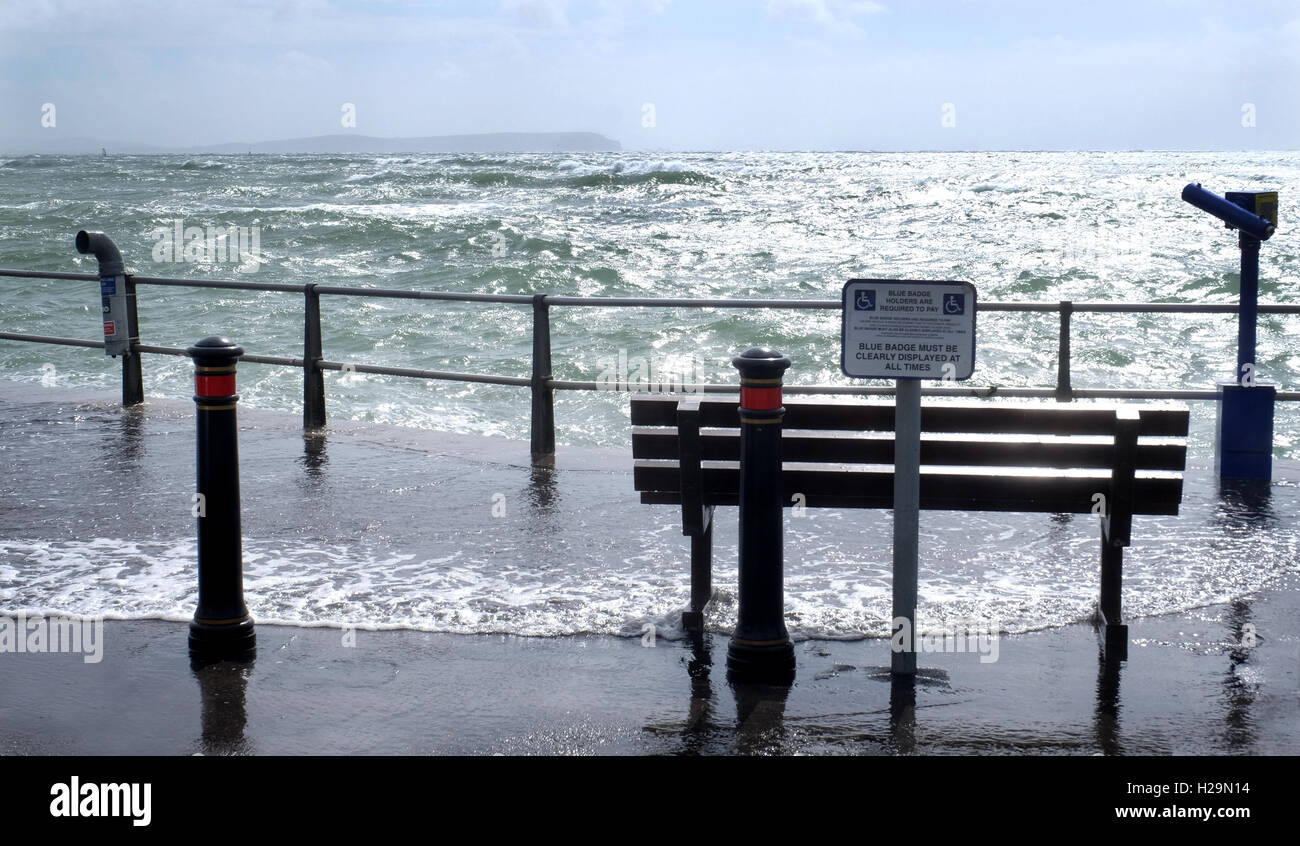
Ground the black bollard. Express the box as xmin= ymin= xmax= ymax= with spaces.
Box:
xmin=188 ymin=336 xmax=255 ymax=657
xmin=726 ymin=347 xmax=795 ymax=685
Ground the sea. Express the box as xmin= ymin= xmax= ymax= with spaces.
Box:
xmin=1 ymin=150 xmax=1298 ymax=640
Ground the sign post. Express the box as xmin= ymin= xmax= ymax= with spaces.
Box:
xmin=841 ymin=279 xmax=976 ymax=676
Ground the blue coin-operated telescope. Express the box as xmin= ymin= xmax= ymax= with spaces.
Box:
xmin=1181 ymin=184 xmax=1276 ymax=241
xmin=1181 ymin=184 xmax=1280 ymax=480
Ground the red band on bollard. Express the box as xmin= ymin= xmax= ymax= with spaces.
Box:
xmin=741 ymin=386 xmax=782 ymax=410
xmin=196 ymin=373 xmax=236 ymax=397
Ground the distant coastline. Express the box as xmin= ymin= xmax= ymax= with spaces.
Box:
xmin=0 ymin=131 xmax=621 ymax=156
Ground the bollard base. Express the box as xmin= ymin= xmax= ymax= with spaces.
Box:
xmin=726 ymin=638 xmax=796 ymax=686
xmin=189 ymin=617 xmax=256 ymax=659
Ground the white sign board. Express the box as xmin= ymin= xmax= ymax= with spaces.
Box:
xmin=841 ymin=279 xmax=977 ymax=380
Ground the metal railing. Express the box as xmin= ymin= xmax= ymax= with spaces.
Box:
xmin=3 ymin=266 xmax=1299 ymax=465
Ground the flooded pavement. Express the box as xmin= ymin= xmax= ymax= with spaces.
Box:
xmin=1 ymin=379 xmax=1298 ymax=754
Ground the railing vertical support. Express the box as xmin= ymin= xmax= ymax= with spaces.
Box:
xmin=303 ymin=284 xmax=326 ymax=430
xmin=530 ymin=294 xmax=555 ymax=466
xmin=121 ymin=274 xmax=143 ymax=406
xmin=1055 ymin=300 xmax=1073 ymax=402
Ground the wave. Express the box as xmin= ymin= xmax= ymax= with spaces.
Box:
xmin=439 ymin=155 xmax=515 ymax=167
xmin=340 ymin=168 xmax=540 ymax=188
xmin=177 ymin=159 xmax=226 ymax=171
xmin=520 ymin=236 xmax=573 ymax=257
xmin=558 ymin=158 xmax=702 ymax=175
xmin=331 ymin=158 xmax=713 ymax=190
xmin=968 ymin=182 xmax=1031 ymax=194
xmin=561 ymin=165 xmax=717 ymax=187
xmin=465 ymin=170 xmax=539 ymax=186
xmin=0 ymin=156 xmax=69 ymax=169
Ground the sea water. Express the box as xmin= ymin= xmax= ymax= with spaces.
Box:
xmin=1 ymin=151 xmax=1298 ymax=638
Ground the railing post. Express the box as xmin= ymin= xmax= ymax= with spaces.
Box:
xmin=303 ymin=284 xmax=326 ymax=429
xmin=121 ymin=274 xmax=143 ymax=406
xmin=1055 ymin=300 xmax=1073 ymax=402
xmin=530 ymin=294 xmax=555 ymax=466
xmin=187 ymin=336 xmax=255 ymax=659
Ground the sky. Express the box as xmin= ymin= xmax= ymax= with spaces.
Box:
xmin=1 ymin=0 xmax=1297 ymax=151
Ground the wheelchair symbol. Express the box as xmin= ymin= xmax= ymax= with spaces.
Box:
xmin=855 ymin=290 xmax=875 ymax=311
xmin=943 ymin=293 xmax=965 ymax=315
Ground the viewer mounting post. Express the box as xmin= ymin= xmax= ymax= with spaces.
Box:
xmin=75 ymin=230 xmax=142 ymax=406
xmin=1180 ymin=184 xmax=1279 ymax=480
xmin=188 ymin=336 xmax=256 ymax=659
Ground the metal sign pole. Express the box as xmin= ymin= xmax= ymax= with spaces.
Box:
xmin=841 ymin=278 xmax=976 ymax=679
xmin=891 ymin=377 xmax=921 ymax=676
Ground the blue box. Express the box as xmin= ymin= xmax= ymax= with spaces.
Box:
xmin=1216 ymin=382 xmax=1275 ymax=479
xmin=1224 ymin=191 xmax=1278 ymax=228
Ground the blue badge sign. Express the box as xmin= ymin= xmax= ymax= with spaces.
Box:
xmin=841 ymin=278 xmax=976 ymax=380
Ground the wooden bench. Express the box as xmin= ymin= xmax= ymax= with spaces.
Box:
xmin=631 ymin=395 xmax=1189 ymax=660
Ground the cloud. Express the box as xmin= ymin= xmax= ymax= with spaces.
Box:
xmin=767 ymin=0 xmax=835 ymax=25
xmin=434 ymin=60 xmax=468 ymax=81
xmin=502 ymin=0 xmax=568 ymax=29
xmin=765 ymin=0 xmax=886 ymax=26
xmin=273 ymin=50 xmax=334 ymax=81
xmin=843 ymin=1 xmax=887 ymax=14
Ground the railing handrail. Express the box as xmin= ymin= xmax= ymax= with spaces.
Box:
xmin=8 ymin=330 xmax=1291 ymax=401
xmin=3 ymin=268 xmax=1300 ymax=313
xmin=5 ymin=265 xmax=1299 ymax=465
xmin=5 ymin=327 xmax=1296 ymax=405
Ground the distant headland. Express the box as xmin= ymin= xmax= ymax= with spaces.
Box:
xmin=0 ymin=131 xmax=622 ymax=156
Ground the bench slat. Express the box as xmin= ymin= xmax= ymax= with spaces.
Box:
xmin=634 ymin=461 xmax=1182 ymax=515
xmin=632 ymin=428 xmax=1187 ymax=471
xmin=630 ymin=395 xmax=1189 ymax=437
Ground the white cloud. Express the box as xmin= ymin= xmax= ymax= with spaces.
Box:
xmin=843 ymin=1 xmax=887 ymax=15
xmin=502 ymin=0 xmax=569 ymax=29
xmin=767 ymin=0 xmax=835 ymax=25
xmin=273 ymin=50 xmax=334 ymax=81
xmin=765 ymin=0 xmax=886 ymax=25
xmin=434 ymin=60 xmax=468 ymax=81
xmin=765 ymin=0 xmax=886 ymax=39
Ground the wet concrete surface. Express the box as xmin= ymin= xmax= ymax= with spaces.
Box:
xmin=2 ymin=380 xmax=1298 ymax=754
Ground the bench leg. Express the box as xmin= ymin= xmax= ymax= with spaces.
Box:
xmin=682 ymin=521 xmax=713 ymax=633
xmin=1099 ymin=536 xmax=1128 ymax=661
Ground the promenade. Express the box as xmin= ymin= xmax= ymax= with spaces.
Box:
xmin=1 ymin=380 xmax=1297 ymax=755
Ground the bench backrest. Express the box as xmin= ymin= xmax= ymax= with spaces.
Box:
xmin=631 ymin=395 xmax=1189 ymax=533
